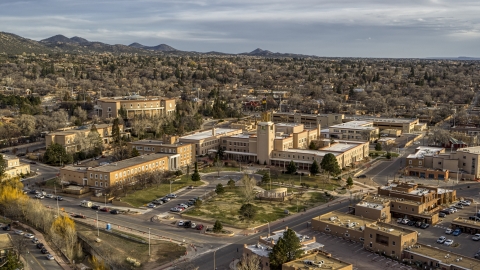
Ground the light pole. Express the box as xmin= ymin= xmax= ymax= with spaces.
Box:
xmin=96 ymin=211 xmax=99 ymax=237
xmin=104 ymin=194 xmax=107 ymax=207
xmin=213 ymin=249 xmax=217 ymax=270
xmin=170 ymin=180 xmax=172 ymax=194
xmin=54 ymin=182 xmax=59 ymax=217
xmin=148 ymin=228 xmax=151 ymax=256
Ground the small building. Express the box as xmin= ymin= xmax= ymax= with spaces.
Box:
xmin=95 ymin=94 xmax=176 ymax=119
xmin=2 ymin=154 xmax=30 ymax=179
xmin=403 ymin=244 xmax=480 ymax=270
xmin=451 ymin=217 xmax=480 ymax=235
xmin=282 ymin=252 xmax=353 ymax=270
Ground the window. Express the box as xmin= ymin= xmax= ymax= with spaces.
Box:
xmin=438 ymin=162 xmax=442 ymax=165
xmin=100 ymin=182 xmax=103 ymax=187
xmin=408 ymin=160 xmax=412 ymax=164
xmin=345 ymin=233 xmax=350 ymax=237
xmin=392 ymin=251 xmax=395 ymax=255
xmin=95 ymin=181 xmax=98 ymax=186
xmin=369 ymin=234 xmax=372 ymax=238
xmin=392 ymin=241 xmax=396 ymax=246
xmin=410 ymin=255 xmax=414 ymax=259
xmin=325 ymin=228 xmax=331 ymax=232
xmin=419 ymin=161 xmax=422 ymax=165
xmin=369 ymin=242 xmax=373 ymax=248
xmin=95 ymin=174 xmax=98 ymax=179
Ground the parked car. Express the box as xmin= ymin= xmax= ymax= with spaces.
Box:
xmin=24 ymin=233 xmax=34 ymax=239
xmin=437 ymin=236 xmax=446 ymax=244
xmin=110 ymin=209 xmax=121 ymax=214
xmin=187 ymin=185 xmax=194 ymax=189
xmin=34 ymin=194 xmax=44 ymax=199
xmin=147 ymin=203 xmax=157 ymax=208
xmin=452 ymin=228 xmax=462 ymax=236
xmin=29 ymin=161 xmax=37 ymax=164
xmin=407 ymin=220 xmax=415 ymax=226
xmin=357 ymin=175 xmax=367 ymax=179
xmin=184 ymin=221 xmax=192 ymax=228
xmin=152 ymin=200 xmax=164 ymax=205
xmin=401 ymin=219 xmax=410 ymax=225
xmin=32 ymin=238 xmax=39 ymax=244
xmin=472 ymin=234 xmax=480 ymax=241
xmin=439 ymin=212 xmax=446 ymax=218
xmin=29 ymin=190 xmax=37 ymax=194
xmin=178 ymin=203 xmax=188 ymax=209
xmin=449 ymin=208 xmax=458 ymax=213
xmin=469 ymin=216 xmax=480 ymax=221
xmin=100 ymin=207 xmax=110 ymax=212
xmin=55 ymin=196 xmax=63 ymax=201
xmin=396 ymin=218 xmax=403 ymax=223
xmin=414 ymin=221 xmax=422 ymax=228
xmin=91 ymin=205 xmax=101 ymax=210
xmin=45 ymin=194 xmax=54 ymax=199
xmin=161 ymin=197 xmax=171 ymax=202
xmin=444 ymin=239 xmax=454 ymax=246
xmin=187 ymin=201 xmax=195 ymax=206
xmin=71 ymin=214 xmax=86 ymax=219
xmin=178 ymin=220 xmax=184 ymax=226
xmin=14 ymin=230 xmax=24 ymax=235
xmin=36 ymin=243 xmax=45 ymax=249
xmin=167 ymin=193 xmax=177 ymax=198
xmin=440 ymin=209 xmax=451 ymax=215
xmin=453 ymin=204 xmax=464 ymax=209
xmin=191 ymin=222 xmax=196 ymax=228
xmin=196 ymin=224 xmax=204 ymax=230
xmin=445 ymin=228 xmax=453 ymax=234
xmin=420 ymin=223 xmax=430 ymax=229
xmin=46 ymin=254 xmax=55 ymax=260
xmin=463 ymin=200 xmax=472 ymax=206
xmin=41 ymin=248 xmax=49 ymax=254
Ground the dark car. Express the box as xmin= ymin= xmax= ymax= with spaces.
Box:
xmin=420 ymin=223 xmax=430 ymax=229
xmin=161 ymin=197 xmax=170 ymax=202
xmin=152 ymin=200 xmax=163 ymax=205
xmin=439 ymin=212 xmax=446 ymax=218
xmin=29 ymin=161 xmax=37 ymax=164
xmin=187 ymin=201 xmax=194 ymax=206
xmin=29 ymin=190 xmax=37 ymax=194
xmin=440 ymin=209 xmax=451 ymax=215
xmin=407 ymin=220 xmax=416 ymax=226
xmin=55 ymin=196 xmax=63 ymax=201
xmin=184 ymin=221 xmax=192 ymax=228
xmin=110 ymin=209 xmax=120 ymax=214
xmin=414 ymin=221 xmax=422 ymax=227
xmin=357 ymin=175 xmax=367 ymax=179
xmin=91 ymin=205 xmax=101 ymax=210
xmin=41 ymin=248 xmax=49 ymax=254
xmin=196 ymin=224 xmax=204 ymax=230
xmin=71 ymin=214 xmax=86 ymax=219
xmin=2 ymin=225 xmax=10 ymax=231
xmin=100 ymin=207 xmax=110 ymax=212
xmin=36 ymin=243 xmax=45 ymax=249
xmin=470 ymin=216 xmax=480 ymax=221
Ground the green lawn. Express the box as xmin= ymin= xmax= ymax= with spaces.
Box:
xmin=184 ymin=187 xmax=329 ymax=228
xmin=258 ymin=170 xmax=340 ymax=191
xmin=122 ymin=176 xmax=203 ymax=207
xmin=200 ymin=166 xmax=240 ymax=173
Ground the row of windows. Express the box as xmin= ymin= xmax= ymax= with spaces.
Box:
xmin=122 ymin=103 xmax=161 ymax=108
xmin=114 ymin=161 xmax=166 ymax=179
xmin=90 ymin=173 xmax=109 ymax=180
xmin=94 ymin=181 xmax=108 ymax=187
xmin=201 ymin=140 xmax=219 ymax=147
xmin=135 ymin=145 xmax=191 ymax=153
xmin=229 ymin=142 xmax=247 ymax=146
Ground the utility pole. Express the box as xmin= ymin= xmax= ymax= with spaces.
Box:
xmin=55 ymin=183 xmax=59 ymax=217
xmin=96 ymin=211 xmax=99 ymax=237
xmin=148 ymin=228 xmax=151 ymax=256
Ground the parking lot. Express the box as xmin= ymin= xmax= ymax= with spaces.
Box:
xmin=298 ymin=229 xmax=415 ymax=270
xmin=392 ymin=201 xmax=480 ymax=259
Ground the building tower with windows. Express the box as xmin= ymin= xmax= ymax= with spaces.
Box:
xmin=256 ymin=111 xmax=275 ymax=165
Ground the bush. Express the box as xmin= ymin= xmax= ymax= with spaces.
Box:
xmin=239 ymin=203 xmax=257 ymax=220
xmin=194 ymin=199 xmax=202 ymax=208
xmin=215 ymin=183 xmax=225 ymax=194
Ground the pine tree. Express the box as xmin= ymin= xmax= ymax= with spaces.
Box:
xmin=347 ymin=176 xmax=354 ymax=188
xmin=320 ymin=153 xmax=341 ymax=176
xmin=310 ymin=160 xmax=320 ymax=175
xmin=262 ymin=171 xmax=271 ymax=184
xmin=286 ymin=161 xmax=297 ymax=174
xmin=213 ymin=220 xmax=223 ymax=233
xmin=375 ymin=143 xmax=382 ymax=151
xmin=191 ymin=162 xmax=201 ymax=182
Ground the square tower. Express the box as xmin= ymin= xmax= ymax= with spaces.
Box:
xmin=257 ymin=112 xmax=275 ymax=165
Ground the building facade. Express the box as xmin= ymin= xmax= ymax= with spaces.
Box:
xmin=328 ymin=121 xmax=379 ymax=142
xmin=2 ymin=154 xmax=30 ymax=179
xmin=95 ymin=94 xmax=176 ymax=119
xmin=272 ymin=112 xmax=344 ymax=128
xmin=179 ymin=127 xmax=243 ymax=156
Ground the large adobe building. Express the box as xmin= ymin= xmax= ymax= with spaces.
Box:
xmin=211 ymin=111 xmax=369 ymax=170
xmin=1 ymin=154 xmax=30 ymax=180
xmin=94 ymin=94 xmax=176 ymax=119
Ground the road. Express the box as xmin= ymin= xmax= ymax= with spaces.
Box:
xmin=7 ymin=233 xmax=63 ymax=270
xmin=190 ymin=201 xmax=351 ymax=270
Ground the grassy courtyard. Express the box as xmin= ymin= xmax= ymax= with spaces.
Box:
xmin=257 ymin=170 xmax=341 ymax=191
xmin=183 ymin=187 xmax=330 ymax=228
xmin=122 ymin=175 xmax=203 ymax=207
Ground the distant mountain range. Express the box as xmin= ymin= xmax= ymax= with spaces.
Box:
xmin=1 ymin=32 xmax=479 ymax=59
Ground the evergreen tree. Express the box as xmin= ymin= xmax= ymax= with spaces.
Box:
xmin=43 ymin=143 xmax=73 ymax=166
xmin=320 ymin=153 xmax=341 ymax=176
xmin=310 ymin=160 xmax=320 ymax=175
xmin=191 ymin=162 xmax=201 ymax=182
xmin=269 ymin=238 xmax=288 ymax=270
xmin=286 ymin=160 xmax=297 ymax=174
xmin=282 ymin=228 xmax=303 ymax=261
xmin=131 ymin=148 xmax=140 ymax=157
xmin=347 ymin=176 xmax=354 ymax=188
xmin=213 ymin=220 xmax=223 ymax=233
xmin=262 ymin=171 xmax=271 ymax=184
xmin=112 ymin=118 xmax=121 ymax=144
xmin=375 ymin=142 xmax=382 ymax=151
xmin=215 ymin=183 xmax=225 ymax=194
xmin=0 ymin=154 xmax=6 ymax=180
xmin=308 ymin=141 xmax=317 ymax=150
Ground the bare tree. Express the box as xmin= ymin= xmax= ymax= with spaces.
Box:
xmin=213 ymin=156 xmax=224 ymax=178
xmin=239 ymin=174 xmax=257 ymax=203
xmin=237 ymin=253 xmax=261 ymax=270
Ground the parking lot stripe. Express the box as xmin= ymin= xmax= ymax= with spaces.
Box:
xmin=366 ymin=253 xmax=374 ymax=257
xmin=355 ymin=247 xmax=364 ymax=253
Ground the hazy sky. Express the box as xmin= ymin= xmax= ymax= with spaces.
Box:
xmin=1 ymin=0 xmax=480 ymax=57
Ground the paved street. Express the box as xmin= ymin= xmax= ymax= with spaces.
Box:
xmin=6 ymin=233 xmax=63 ymax=270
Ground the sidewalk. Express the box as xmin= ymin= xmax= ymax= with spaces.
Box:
xmin=18 ymin=222 xmax=72 ymax=270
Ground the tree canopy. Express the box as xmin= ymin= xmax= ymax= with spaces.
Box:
xmin=309 ymin=160 xmax=320 ymax=175
xmin=191 ymin=162 xmax=201 ymax=182
xmin=320 ymin=153 xmax=341 ymax=176
xmin=43 ymin=143 xmax=73 ymax=166
xmin=286 ymin=160 xmax=297 ymax=174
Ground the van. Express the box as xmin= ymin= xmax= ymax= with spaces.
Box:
xmin=80 ymin=200 xmax=93 ymax=208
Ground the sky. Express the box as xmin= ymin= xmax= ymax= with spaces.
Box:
xmin=1 ymin=0 xmax=480 ymax=58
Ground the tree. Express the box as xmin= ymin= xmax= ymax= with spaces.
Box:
xmin=320 ymin=153 xmax=341 ymax=176
xmin=213 ymin=155 xmax=223 ymax=177
xmin=227 ymin=178 xmax=236 ymax=188
xmin=112 ymin=118 xmax=121 ymax=144
xmin=375 ymin=143 xmax=382 ymax=151
xmin=308 ymin=141 xmax=317 ymax=150
xmin=191 ymin=162 xmax=201 ymax=182
xmin=237 ymin=253 xmax=261 ymax=270
xmin=2 ymin=251 xmax=23 ymax=270
xmin=240 ymin=174 xmax=256 ymax=203
xmin=131 ymin=148 xmax=140 ymax=157
xmin=43 ymin=143 xmax=73 ymax=166
xmin=386 ymin=152 xmax=392 ymax=159
xmin=309 ymin=160 xmax=320 ymax=175
xmin=194 ymin=199 xmax=202 ymax=208
xmin=286 ymin=160 xmax=297 ymax=174
xmin=16 ymin=114 xmax=37 ymax=136
xmin=347 ymin=176 xmax=354 ymax=188
xmin=261 ymin=171 xmax=271 ymax=184
xmin=283 ymin=228 xmax=303 ymax=260
xmin=215 ymin=183 xmax=225 ymax=194
xmin=239 ymin=203 xmax=257 ymax=220
xmin=217 ymin=146 xmax=225 ymax=160
xmin=213 ymin=220 xmax=223 ymax=233
xmin=269 ymin=237 xmax=288 ymax=270
xmin=0 ymin=154 xmax=7 ymax=180
xmin=73 ymin=106 xmax=88 ymax=125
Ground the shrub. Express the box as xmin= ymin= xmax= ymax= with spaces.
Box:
xmin=213 ymin=220 xmax=223 ymax=233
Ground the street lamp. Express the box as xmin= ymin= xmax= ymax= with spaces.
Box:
xmin=213 ymin=249 xmax=218 ymax=270
xmin=148 ymin=228 xmax=151 ymax=256
xmin=96 ymin=211 xmax=99 ymax=237
xmin=104 ymin=194 xmax=107 ymax=207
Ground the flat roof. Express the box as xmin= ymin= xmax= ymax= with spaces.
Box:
xmin=131 ymin=140 xmax=191 ymax=147
xmin=275 ymin=122 xmax=303 ymax=127
xmin=1 ymin=154 xmax=18 ymax=160
xmin=98 ymin=95 xmax=173 ymax=101
xmin=322 ymin=142 xmax=360 ymax=152
xmin=457 ymin=146 xmax=480 ymax=154
xmin=245 ymin=243 xmax=271 ymax=257
xmin=89 ymin=154 xmax=169 ymax=172
xmin=345 ymin=116 xmax=418 ymax=124
xmin=229 ymin=134 xmax=252 ymax=139
xmin=314 ymin=211 xmax=374 ymax=232
xmin=406 ymin=244 xmax=480 ymax=270
xmin=452 ymin=217 xmax=480 ymax=229
xmin=330 ymin=121 xmax=375 ymax=130
xmin=283 ymin=253 xmax=352 ymax=270
xmin=180 ymin=128 xmax=240 ymax=141
xmin=365 ymin=222 xmax=417 ymax=237
xmin=280 ymin=149 xmax=340 ymax=157
xmin=0 ymin=233 xmax=13 ymax=250
xmin=407 ymin=146 xmax=444 ymax=159
xmin=356 ymin=201 xmax=385 ymax=210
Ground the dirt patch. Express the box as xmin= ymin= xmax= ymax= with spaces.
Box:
xmin=77 ymin=223 xmax=185 ymax=269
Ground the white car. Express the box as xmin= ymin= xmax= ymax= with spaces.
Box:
xmin=147 ymin=203 xmax=157 ymax=208
xmin=397 ymin=218 xmax=403 ymax=223
xmin=462 ymin=200 xmax=472 ymax=206
xmin=401 ymin=219 xmax=410 ymax=224
xmin=444 ymin=239 xmax=454 ymax=246
xmin=178 ymin=220 xmax=184 ymax=226
xmin=437 ymin=236 xmax=446 ymax=244
xmin=472 ymin=234 xmax=480 ymax=241
xmin=45 ymin=194 xmax=54 ymax=199
xmin=448 ymin=208 xmax=458 ymax=213
xmin=24 ymin=233 xmax=34 ymax=239
xmin=34 ymin=194 xmax=44 ymax=199
xmin=14 ymin=230 xmax=24 ymax=235
xmin=32 ymin=238 xmax=39 ymax=243
xmin=191 ymin=222 xmax=196 ymax=228
xmin=167 ymin=193 xmax=177 ymax=198
xmin=46 ymin=254 xmax=55 ymax=260
xmin=445 ymin=228 xmax=453 ymax=234
xmin=178 ymin=204 xmax=188 ymax=208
